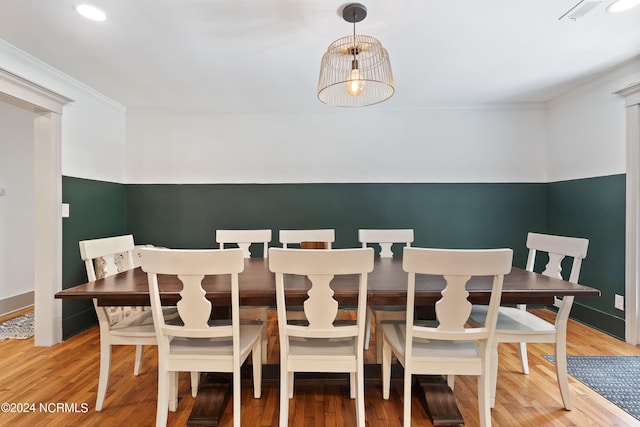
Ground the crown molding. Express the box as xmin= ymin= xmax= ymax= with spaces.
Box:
xmin=0 ymin=66 xmax=73 ymax=113
xmin=0 ymin=39 xmax=125 ymax=113
xmin=614 ymin=82 xmax=640 ymax=106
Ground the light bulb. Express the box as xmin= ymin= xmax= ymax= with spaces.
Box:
xmin=345 ymin=68 xmax=365 ymax=96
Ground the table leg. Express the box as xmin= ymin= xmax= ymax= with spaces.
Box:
xmin=185 ymin=369 xmax=464 ymax=426
xmin=412 ymin=306 xmax=464 ymax=425
xmin=187 ymin=373 xmax=231 ymax=427
xmin=415 ymin=376 xmax=464 ymax=426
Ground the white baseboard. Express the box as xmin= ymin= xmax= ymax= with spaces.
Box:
xmin=0 ymin=291 xmax=34 ymax=317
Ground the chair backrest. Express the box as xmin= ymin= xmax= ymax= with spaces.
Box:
xmin=140 ymin=248 xmax=245 ymax=342
xmin=132 ymin=244 xmax=155 ymax=268
xmin=358 ymin=229 xmax=414 ymax=258
xmin=402 ymin=247 xmax=513 ymax=344
xmin=525 ymin=232 xmax=588 ymax=283
xmin=269 ymin=248 xmax=374 ymax=341
xmin=279 ymin=229 xmax=335 ymax=249
xmin=79 ymin=235 xmax=141 ymax=328
xmin=79 ymin=234 xmax=136 ymax=281
xmin=216 ymin=229 xmax=272 ymax=258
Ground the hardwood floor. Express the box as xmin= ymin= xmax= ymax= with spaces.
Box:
xmin=0 ymin=308 xmax=639 ymax=426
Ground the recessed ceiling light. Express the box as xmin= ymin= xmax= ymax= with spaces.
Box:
xmin=606 ymin=0 xmax=640 ymax=13
xmin=75 ymin=4 xmax=107 ymax=21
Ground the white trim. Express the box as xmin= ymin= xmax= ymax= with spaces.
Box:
xmin=0 ymin=68 xmax=72 ymax=346
xmin=549 ymin=58 xmax=640 ymax=108
xmin=615 ymin=82 xmax=640 ymax=345
xmin=0 ymin=291 xmax=34 ymax=317
xmin=0 ymin=67 xmax=72 ymax=113
xmin=126 ymin=102 xmax=547 ymax=115
xmin=0 ymin=40 xmax=124 ymax=113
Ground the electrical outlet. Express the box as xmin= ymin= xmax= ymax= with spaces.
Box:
xmin=614 ymin=294 xmax=624 ymax=311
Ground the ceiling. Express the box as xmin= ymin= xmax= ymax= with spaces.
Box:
xmin=1 ymin=0 xmax=639 ymax=112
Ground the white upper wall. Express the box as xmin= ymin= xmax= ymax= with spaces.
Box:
xmin=126 ymin=105 xmax=547 ymax=184
xmin=546 ymin=59 xmax=640 ymax=182
xmin=61 ymin=93 xmax=127 ymax=182
xmin=130 ymin=55 xmax=640 ymax=186
xmin=0 ymin=40 xmax=127 ymax=183
xmin=5 ymin=38 xmax=637 ymax=186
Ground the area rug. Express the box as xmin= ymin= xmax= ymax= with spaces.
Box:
xmin=543 ymin=355 xmax=640 ymax=421
xmin=0 ymin=312 xmax=34 ymax=342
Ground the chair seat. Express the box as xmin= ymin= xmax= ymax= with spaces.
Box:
xmin=288 ymin=337 xmax=357 ymax=359
xmin=110 ymin=308 xmax=153 ymax=327
xmin=381 ymin=323 xmax=480 ymax=361
xmin=110 ymin=307 xmax=181 ymax=334
xmin=168 ymin=324 xmax=264 ymax=357
xmin=469 ymin=306 xmax=555 ymax=335
xmin=288 ymin=337 xmax=358 ymax=372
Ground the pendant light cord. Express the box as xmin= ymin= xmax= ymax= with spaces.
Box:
xmin=352 ymin=14 xmax=357 ymax=68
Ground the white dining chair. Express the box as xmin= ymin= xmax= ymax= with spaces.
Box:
xmin=79 ymin=235 xmax=162 ymax=411
xmin=278 ymin=229 xmax=335 ymax=249
xmin=216 ymin=229 xmax=272 ymax=362
xmin=141 ymin=248 xmax=262 ymax=427
xmin=269 ymin=247 xmax=374 ymax=427
xmin=217 ymin=229 xmax=271 ymax=258
xmin=358 ymin=228 xmax=414 ymax=362
xmin=468 ymin=232 xmax=588 ymax=410
xmin=381 ymin=247 xmax=513 ymax=427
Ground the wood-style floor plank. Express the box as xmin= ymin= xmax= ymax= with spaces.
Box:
xmin=0 ymin=308 xmax=639 ymax=426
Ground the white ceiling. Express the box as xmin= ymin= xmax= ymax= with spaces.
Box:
xmin=1 ymin=0 xmax=639 ymax=112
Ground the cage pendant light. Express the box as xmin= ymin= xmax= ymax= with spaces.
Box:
xmin=317 ymin=3 xmax=394 ymax=107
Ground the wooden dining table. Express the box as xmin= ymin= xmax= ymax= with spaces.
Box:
xmin=56 ymin=257 xmax=600 ymax=426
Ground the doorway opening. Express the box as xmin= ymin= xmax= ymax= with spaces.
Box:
xmin=0 ymin=67 xmax=72 ymax=346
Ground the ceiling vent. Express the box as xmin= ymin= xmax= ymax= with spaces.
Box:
xmin=559 ymin=0 xmax=602 ymax=20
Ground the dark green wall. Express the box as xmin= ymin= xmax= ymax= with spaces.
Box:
xmin=547 ymin=174 xmax=626 ymax=338
xmin=62 ymin=176 xmax=127 ymax=339
xmin=126 ymin=183 xmax=546 ymax=266
xmin=61 ymin=176 xmax=626 ymax=340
